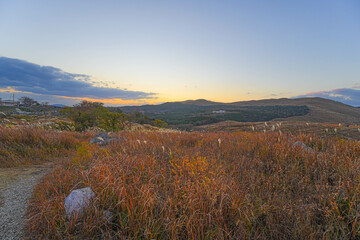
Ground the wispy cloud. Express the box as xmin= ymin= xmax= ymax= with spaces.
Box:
xmin=295 ymin=87 xmax=360 ymax=106
xmin=0 ymin=57 xmax=156 ymax=102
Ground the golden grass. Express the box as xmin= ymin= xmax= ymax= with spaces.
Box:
xmin=26 ymin=131 xmax=360 ymax=239
xmin=0 ymin=127 xmax=91 ymax=167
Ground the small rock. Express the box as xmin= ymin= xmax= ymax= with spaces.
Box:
xmin=102 ymin=210 xmax=113 ymax=222
xmin=64 ymin=187 xmax=95 ymax=218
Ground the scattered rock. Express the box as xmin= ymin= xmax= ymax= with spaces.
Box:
xmin=292 ymin=141 xmax=315 ymax=154
xmin=64 ymin=187 xmax=95 ymax=218
xmin=89 ymin=132 xmax=115 ymax=145
xmin=97 ymin=132 xmax=110 ymax=141
xmin=90 ymin=137 xmax=105 ymax=145
xmin=0 ymin=112 xmax=7 ymax=118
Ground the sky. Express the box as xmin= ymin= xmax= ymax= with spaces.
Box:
xmin=0 ymin=0 xmax=360 ymax=106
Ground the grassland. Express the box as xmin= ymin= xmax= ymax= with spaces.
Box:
xmin=0 ymin=127 xmax=90 ymax=167
xmin=194 ymin=121 xmax=360 ymax=141
xmin=19 ymin=129 xmax=360 ymax=239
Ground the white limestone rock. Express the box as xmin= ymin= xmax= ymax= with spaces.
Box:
xmin=64 ymin=187 xmax=95 ymax=218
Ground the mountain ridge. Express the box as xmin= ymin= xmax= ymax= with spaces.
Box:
xmin=119 ymin=97 xmax=360 ymax=127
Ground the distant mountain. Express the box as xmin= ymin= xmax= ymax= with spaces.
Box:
xmin=182 ymin=99 xmax=221 ymax=106
xmin=51 ymin=104 xmax=67 ymax=108
xmin=119 ymin=97 xmax=360 ymax=128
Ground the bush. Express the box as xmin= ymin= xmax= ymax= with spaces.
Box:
xmin=100 ymin=112 xmax=129 ymax=132
xmin=153 ymin=119 xmax=168 ymax=128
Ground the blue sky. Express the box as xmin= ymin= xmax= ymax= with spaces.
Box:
xmin=1 ymin=0 xmax=360 ymax=105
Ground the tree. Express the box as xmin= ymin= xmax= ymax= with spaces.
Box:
xmin=128 ymin=111 xmax=152 ymax=124
xmin=100 ymin=112 xmax=129 ymax=132
xmin=19 ymin=96 xmax=38 ymax=107
xmin=73 ymin=101 xmax=104 ymax=111
xmin=60 ymin=100 xmax=130 ymax=132
xmin=153 ymin=119 xmax=168 ymax=128
xmin=60 ymin=101 xmax=108 ymax=131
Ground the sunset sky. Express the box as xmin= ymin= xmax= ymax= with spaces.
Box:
xmin=1 ymin=0 xmax=360 ymax=106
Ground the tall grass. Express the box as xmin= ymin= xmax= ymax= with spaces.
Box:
xmin=27 ymin=131 xmax=360 ymax=239
xmin=0 ymin=127 xmax=91 ymax=167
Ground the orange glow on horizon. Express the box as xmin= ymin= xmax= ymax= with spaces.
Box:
xmin=0 ymin=87 xmax=37 ymax=95
xmin=0 ymin=87 xmax=281 ymax=105
xmin=60 ymin=95 xmax=163 ymax=105
xmin=0 ymin=87 xmax=164 ymax=105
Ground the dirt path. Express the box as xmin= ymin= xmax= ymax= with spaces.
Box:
xmin=0 ymin=164 xmax=52 ymax=240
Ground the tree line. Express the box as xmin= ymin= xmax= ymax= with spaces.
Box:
xmin=60 ymin=100 xmax=167 ymax=132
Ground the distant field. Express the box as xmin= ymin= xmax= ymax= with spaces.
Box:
xmin=121 ymin=103 xmax=309 ymax=128
xmin=194 ymin=120 xmax=360 ymax=140
xmin=26 ymin=130 xmax=360 ymax=239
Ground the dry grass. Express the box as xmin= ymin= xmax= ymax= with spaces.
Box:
xmin=25 ymin=130 xmax=360 ymax=239
xmin=0 ymin=127 xmax=91 ymax=167
xmin=194 ymin=121 xmax=360 ymax=141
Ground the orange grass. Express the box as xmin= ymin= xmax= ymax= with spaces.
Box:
xmin=0 ymin=127 xmax=91 ymax=167
xmin=27 ymin=131 xmax=360 ymax=239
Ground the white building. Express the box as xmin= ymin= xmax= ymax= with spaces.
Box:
xmin=0 ymin=98 xmax=19 ymax=107
xmin=212 ymin=110 xmax=226 ymax=114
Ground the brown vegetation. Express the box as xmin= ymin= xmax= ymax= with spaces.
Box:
xmin=194 ymin=120 xmax=360 ymax=141
xmin=0 ymin=127 xmax=90 ymax=167
xmin=26 ymin=130 xmax=360 ymax=239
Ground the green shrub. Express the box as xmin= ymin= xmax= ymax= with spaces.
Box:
xmin=153 ymin=119 xmax=168 ymax=128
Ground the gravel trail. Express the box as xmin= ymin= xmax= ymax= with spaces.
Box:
xmin=0 ymin=165 xmax=52 ymax=240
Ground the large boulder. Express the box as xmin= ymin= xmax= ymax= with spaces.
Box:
xmin=64 ymin=187 xmax=95 ymax=218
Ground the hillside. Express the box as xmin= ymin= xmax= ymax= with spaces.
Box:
xmin=120 ymin=100 xmax=309 ymax=128
xmin=120 ymin=97 xmax=360 ymax=127
xmin=229 ymin=97 xmax=360 ymax=124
